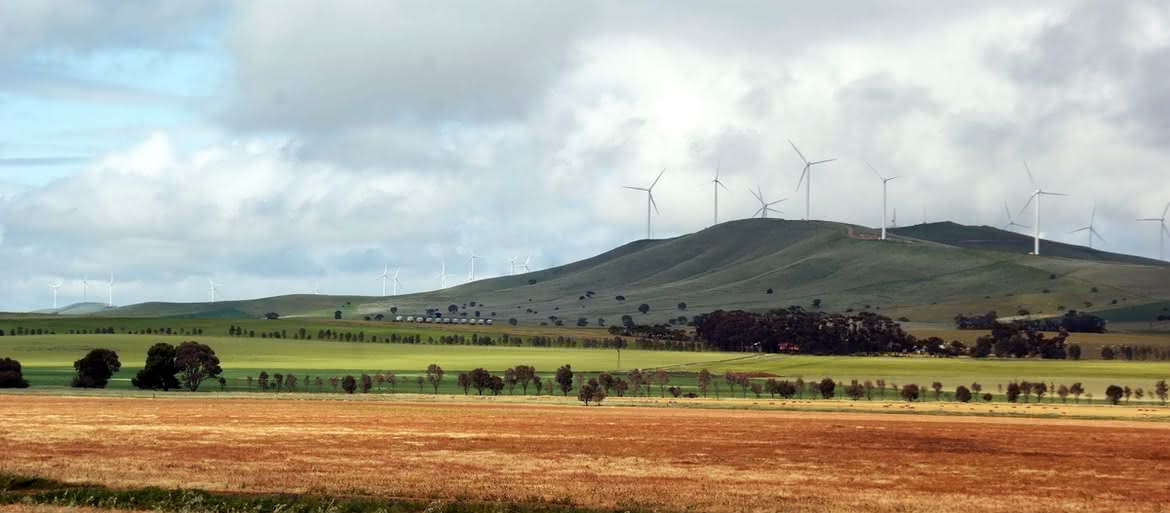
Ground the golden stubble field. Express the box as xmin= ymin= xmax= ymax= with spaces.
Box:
xmin=2 ymin=395 xmax=1170 ymax=513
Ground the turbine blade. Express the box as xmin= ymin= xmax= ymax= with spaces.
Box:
xmin=1041 ymin=191 xmax=1068 ymax=197
xmin=1003 ymin=202 xmax=1013 ymax=221
xmin=886 ymin=176 xmax=898 ymax=182
xmin=1018 ymin=193 xmax=1036 ymax=218
xmin=1163 ymin=201 xmax=1170 ymax=219
xmin=1138 ymin=218 xmax=1162 ymax=222
xmin=717 ymin=180 xmax=728 ymax=190
xmin=767 ymin=198 xmax=787 ymax=206
xmin=788 ymin=139 xmax=808 ymax=164
xmin=1068 ymin=227 xmax=1089 ymax=234
xmin=749 ymin=187 xmax=763 ymax=202
xmin=795 ymin=167 xmax=808 ymax=192
xmin=754 ymin=207 xmax=764 ymax=218
xmin=809 ymin=158 xmax=837 ymax=165
xmin=649 ymin=193 xmax=660 ymax=215
xmin=623 ymin=186 xmax=648 ymax=191
xmin=650 ymin=168 xmax=666 ymax=189
xmin=1092 ymin=228 xmax=1106 ymax=243
xmin=1023 ymin=160 xmax=1037 ymax=187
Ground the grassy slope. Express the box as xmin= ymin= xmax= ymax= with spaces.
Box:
xmin=87 ymin=219 xmax=1170 ymax=325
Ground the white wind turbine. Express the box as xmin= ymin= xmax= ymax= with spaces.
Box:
xmin=434 ymin=261 xmax=449 ymax=289
xmin=517 ymin=255 xmax=531 ymax=273
xmin=891 ymin=208 xmax=898 ymax=228
xmin=377 ymin=264 xmax=392 ymax=296
xmin=623 ymin=168 xmax=665 ymax=239
xmin=1018 ymin=161 xmax=1067 ymax=256
xmin=749 ymin=186 xmax=785 ymax=218
xmin=106 ymin=274 xmax=114 ymax=307
xmin=208 ymin=278 xmax=222 ymax=303
xmin=1068 ymin=204 xmax=1105 ymax=249
xmin=1002 ymin=201 xmax=1030 ymax=232
xmin=466 ymin=251 xmax=482 ymax=282
xmin=313 ymin=280 xmax=321 ymax=295
xmin=711 ymin=158 xmax=728 ymax=226
xmin=866 ymin=161 xmax=898 ymax=240
xmin=81 ymin=276 xmax=89 ymax=301
xmin=1137 ymin=201 xmax=1170 ymax=261
xmin=48 ymin=280 xmax=63 ymax=309
xmin=790 ymin=140 xmax=837 ymax=221
xmin=506 ymin=256 xmax=519 ymax=275
xmin=390 ymin=268 xmax=402 ymax=295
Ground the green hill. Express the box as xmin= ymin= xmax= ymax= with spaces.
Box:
xmin=103 ymin=219 xmax=1170 ymax=325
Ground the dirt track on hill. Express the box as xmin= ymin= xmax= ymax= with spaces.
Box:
xmin=3 ymin=395 xmax=1169 ymax=513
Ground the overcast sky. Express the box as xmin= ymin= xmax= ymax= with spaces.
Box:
xmin=2 ymin=1 xmax=1169 ymax=311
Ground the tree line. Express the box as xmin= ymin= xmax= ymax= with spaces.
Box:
xmin=693 ymin=307 xmax=917 ymax=355
xmin=955 ymin=310 xmax=1107 ymax=333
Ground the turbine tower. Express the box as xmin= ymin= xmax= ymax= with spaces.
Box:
xmin=313 ymin=280 xmax=321 ymax=295
xmin=790 ymin=140 xmax=837 ymax=221
xmin=711 ymin=159 xmax=728 ymax=226
xmin=1138 ymin=201 xmax=1170 ymax=261
xmin=208 ymin=278 xmax=222 ymax=303
xmin=1068 ymin=204 xmax=1105 ymax=249
xmin=749 ymin=186 xmax=785 ymax=218
xmin=466 ymin=251 xmax=482 ymax=282
xmin=391 ymin=268 xmax=402 ymax=295
xmin=866 ymin=161 xmax=897 ymax=240
xmin=623 ymin=168 xmax=665 ymax=239
xmin=1002 ymin=201 xmax=1030 ymax=232
xmin=377 ymin=264 xmax=391 ymax=296
xmin=891 ymin=208 xmax=898 ymax=228
xmin=81 ymin=276 xmax=89 ymax=301
xmin=434 ymin=261 xmax=449 ymax=289
xmin=106 ymin=274 xmax=114 ymax=307
xmin=48 ymin=280 xmax=63 ymax=309
xmin=1018 ymin=161 xmax=1067 ymax=256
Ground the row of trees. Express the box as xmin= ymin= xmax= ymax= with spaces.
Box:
xmin=0 ymin=342 xmax=224 ymax=391
xmin=694 ymin=307 xmax=918 ymax=354
xmin=0 ymin=326 xmax=206 ymax=337
xmin=955 ymin=310 xmax=1107 ymax=333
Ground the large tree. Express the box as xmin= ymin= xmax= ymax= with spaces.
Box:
xmin=426 ymin=364 xmax=444 ymax=394
xmin=131 ymin=342 xmax=180 ymax=391
xmin=0 ymin=357 xmax=29 ymax=388
xmin=555 ymin=364 xmax=574 ymax=396
xmin=72 ymin=348 xmax=121 ymax=388
xmin=174 ymin=341 xmax=222 ymax=392
xmin=469 ymin=368 xmax=492 ymax=395
xmin=578 ymin=378 xmax=606 ymax=406
xmin=514 ymin=365 xmax=535 ymax=394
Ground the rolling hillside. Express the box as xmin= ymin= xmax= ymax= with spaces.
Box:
xmin=95 ymin=219 xmax=1170 ymax=325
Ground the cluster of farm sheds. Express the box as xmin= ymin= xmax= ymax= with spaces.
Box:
xmin=394 ymin=315 xmax=494 ymax=325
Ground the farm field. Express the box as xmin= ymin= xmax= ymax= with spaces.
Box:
xmin=3 ymin=333 xmax=1169 ymax=397
xmin=2 ymin=395 xmax=1169 ymax=513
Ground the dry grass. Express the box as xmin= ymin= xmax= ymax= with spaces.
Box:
xmin=3 ymin=395 xmax=1170 ymax=513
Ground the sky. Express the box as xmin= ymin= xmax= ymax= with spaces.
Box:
xmin=2 ymin=0 xmax=1169 ymax=311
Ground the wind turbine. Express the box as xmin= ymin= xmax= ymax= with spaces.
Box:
xmin=434 ymin=261 xmax=449 ymax=289
xmin=208 ymin=278 xmax=222 ymax=303
xmin=1068 ymin=204 xmax=1105 ymax=249
xmin=891 ymin=208 xmax=898 ymax=228
xmin=866 ymin=161 xmax=897 ymax=240
xmin=623 ymin=169 xmax=665 ymax=239
xmin=1138 ymin=201 xmax=1170 ymax=261
xmin=106 ymin=274 xmax=114 ymax=307
xmin=711 ymin=158 xmax=728 ymax=226
xmin=313 ymin=280 xmax=320 ymax=295
xmin=466 ymin=251 xmax=482 ymax=282
xmin=749 ymin=186 xmax=785 ymax=218
xmin=390 ymin=268 xmax=402 ymax=295
xmin=377 ymin=264 xmax=391 ymax=296
xmin=1002 ymin=201 xmax=1030 ymax=232
xmin=1017 ymin=161 xmax=1067 ymax=256
xmin=81 ymin=276 xmax=89 ymax=301
xmin=48 ymin=280 xmax=63 ymax=309
xmin=790 ymin=140 xmax=837 ymax=221
xmin=517 ymin=255 xmax=531 ymax=273
xmin=506 ymin=256 xmax=519 ymax=275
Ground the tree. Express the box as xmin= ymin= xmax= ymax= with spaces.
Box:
xmin=1006 ymin=382 xmax=1022 ymax=403
xmin=812 ymin=298 xmax=822 ymax=309
xmin=900 ymin=384 xmax=920 ymax=402
xmin=1155 ymin=380 xmax=1169 ymax=405
xmin=334 ymin=310 xmax=342 ymax=320
xmin=470 ymin=368 xmax=492 ymax=395
xmin=131 ymin=342 xmax=180 ymax=391
xmin=415 ymin=375 xmax=425 ymax=393
xmin=358 ymin=373 xmax=372 ymax=393
xmin=1033 ymin=382 xmax=1048 ymax=403
xmin=931 ymin=382 xmax=943 ymax=401
xmin=613 ymin=377 xmax=629 ymax=397
xmin=514 ymin=365 xmax=535 ymax=394
xmin=457 ymin=373 xmax=471 ymax=395
xmin=504 ymin=368 xmax=519 ymax=394
xmin=597 ymin=372 xmax=614 ymax=395
xmin=72 ymin=349 xmax=121 ymax=388
xmin=677 ymin=302 xmax=687 ymax=312
xmin=1070 ymin=382 xmax=1085 ymax=403
xmin=638 ymin=303 xmax=650 ymax=315
xmin=777 ymin=380 xmax=796 ymax=399
xmin=264 ymin=312 xmax=280 ymax=320
xmin=508 ymin=318 xmax=518 ymax=326
xmin=175 ymin=341 xmax=222 ymax=392
xmin=341 ymin=375 xmax=357 ymax=393
xmin=655 ymin=367 xmax=673 ymax=395
xmin=488 ymin=375 xmax=505 ymax=395
xmin=955 ymin=385 xmax=972 ymax=403
xmin=578 ymin=378 xmax=606 ymax=406
xmin=532 ymin=375 xmax=543 ymax=395
xmin=555 ymin=364 xmax=574 ymax=396
xmin=818 ymin=377 xmax=836 ymax=400
xmin=1068 ymin=344 xmax=1082 ymax=360
xmin=1101 ymin=346 xmax=1115 ymax=360
xmin=447 ymin=304 xmax=459 ymax=314
xmin=1057 ymin=384 xmax=1070 ymax=403
xmin=697 ymin=369 xmax=712 ymax=397
xmin=1105 ymin=384 xmax=1124 ymax=405
xmin=844 ymin=380 xmax=865 ymax=400
xmin=426 ymin=364 xmax=445 ymax=394
xmin=257 ymin=371 xmax=269 ymax=391
xmin=0 ymin=357 xmax=29 ymax=388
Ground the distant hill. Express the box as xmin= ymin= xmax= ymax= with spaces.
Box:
xmin=101 ymin=219 xmax=1170 ymax=325
xmin=32 ymin=302 xmax=113 ymax=316
xmin=890 ymin=222 xmax=1166 ymax=266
